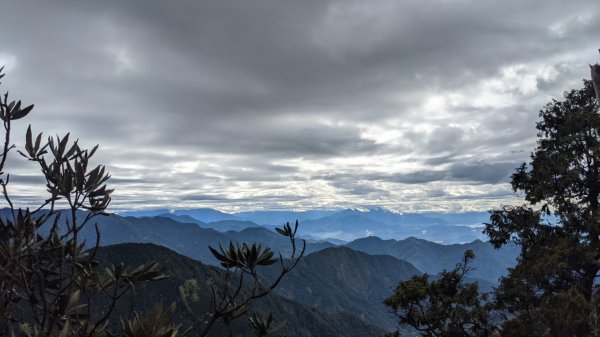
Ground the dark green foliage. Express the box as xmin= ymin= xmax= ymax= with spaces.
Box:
xmin=485 ymin=80 xmax=600 ymax=336
xmin=590 ymin=56 xmax=600 ymax=100
xmin=384 ymin=251 xmax=496 ymax=337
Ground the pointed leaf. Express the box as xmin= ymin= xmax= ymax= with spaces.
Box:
xmin=11 ymin=104 xmax=33 ymax=120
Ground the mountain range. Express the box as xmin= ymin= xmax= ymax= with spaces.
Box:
xmin=16 ymin=207 xmax=519 ymax=334
xmin=60 ymin=211 xmax=516 ymax=284
xmin=70 ymin=214 xmax=334 ymax=265
xmin=120 ymin=207 xmax=492 ymax=243
xmin=347 ymin=236 xmax=519 ymax=283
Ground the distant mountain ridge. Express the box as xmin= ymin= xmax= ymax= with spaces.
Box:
xmin=20 ymin=208 xmax=511 ymax=335
xmin=157 ymin=213 xmax=262 ymax=232
xmin=347 ymin=235 xmax=519 ymax=283
xmin=80 ymin=213 xmax=514 ymax=283
xmin=120 ymin=207 xmax=492 ymax=243
xmin=120 ymin=208 xmax=240 ymax=223
xmin=5 ymin=208 xmax=515 ymax=284
xmin=69 ymin=214 xmax=330 ymax=265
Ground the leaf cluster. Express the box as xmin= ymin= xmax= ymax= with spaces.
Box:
xmin=194 ymin=221 xmax=305 ymax=337
xmin=209 ymin=242 xmax=275 ymax=270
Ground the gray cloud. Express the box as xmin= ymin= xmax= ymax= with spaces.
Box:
xmin=316 ymin=160 xmax=518 ymax=186
xmin=0 ymin=0 xmax=598 ymax=211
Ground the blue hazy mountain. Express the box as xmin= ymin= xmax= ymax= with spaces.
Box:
xmin=69 ymin=214 xmax=333 ymax=265
xmin=292 ymin=209 xmax=485 ymax=243
xmin=80 ymin=212 xmax=512 ymax=283
xmin=206 ymin=220 xmax=265 ymax=231
xmin=25 ymin=209 xmax=514 ymax=285
xmin=303 ymin=235 xmax=348 ymax=245
xmin=328 ymin=208 xmax=447 ymax=226
xmin=419 ymin=211 xmax=491 ymax=226
xmin=234 ymin=210 xmax=338 ymax=226
xmin=154 ymin=213 xmax=207 ymax=226
xmin=299 ymin=214 xmax=384 ymax=241
xmin=120 ymin=208 xmax=240 ymax=223
xmin=157 ymin=213 xmax=262 ymax=232
xmin=120 ymin=207 xmax=493 ymax=243
xmin=170 ymin=208 xmax=241 ymax=222
xmin=347 ymin=236 xmax=519 ymax=283
xmin=117 ymin=208 xmax=172 ymax=217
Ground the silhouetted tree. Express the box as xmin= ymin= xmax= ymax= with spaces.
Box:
xmin=387 ymin=57 xmax=600 ymax=336
xmin=384 ymin=251 xmax=496 ymax=337
xmin=486 ymin=79 xmax=600 ymax=336
xmin=0 ymin=68 xmax=304 ymax=337
xmin=0 ymin=66 xmax=169 ymax=337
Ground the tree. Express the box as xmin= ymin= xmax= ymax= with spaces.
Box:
xmin=485 ymin=79 xmax=600 ymax=336
xmin=0 ymin=68 xmax=304 ymax=337
xmin=384 ymin=251 xmax=496 ymax=337
xmin=386 ymin=63 xmax=600 ymax=336
xmin=0 ymin=66 xmax=169 ymax=337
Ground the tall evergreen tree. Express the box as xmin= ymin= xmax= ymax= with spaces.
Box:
xmin=386 ymin=76 xmax=600 ymax=336
xmin=486 ymin=79 xmax=600 ymax=336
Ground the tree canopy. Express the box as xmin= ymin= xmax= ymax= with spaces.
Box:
xmin=485 ymin=80 xmax=600 ymax=336
xmin=387 ymin=78 xmax=600 ymax=337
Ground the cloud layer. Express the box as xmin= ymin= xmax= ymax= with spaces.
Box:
xmin=0 ymin=0 xmax=598 ymax=211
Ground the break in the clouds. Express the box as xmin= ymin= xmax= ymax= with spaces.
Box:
xmin=0 ymin=0 xmax=598 ymax=212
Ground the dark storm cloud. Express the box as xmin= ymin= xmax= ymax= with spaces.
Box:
xmin=448 ymin=162 xmax=518 ymax=184
xmin=316 ymin=161 xmax=518 ymax=185
xmin=0 ymin=0 xmax=598 ymax=210
xmin=7 ymin=175 xmax=46 ymax=186
xmin=173 ymin=119 xmax=382 ymax=157
xmin=109 ymin=177 xmax=154 ymax=185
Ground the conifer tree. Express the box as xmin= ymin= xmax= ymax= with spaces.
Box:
xmin=388 ymin=60 xmax=600 ymax=336
xmin=485 ymin=79 xmax=600 ymax=336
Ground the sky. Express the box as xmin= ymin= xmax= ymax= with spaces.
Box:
xmin=0 ymin=0 xmax=598 ymax=212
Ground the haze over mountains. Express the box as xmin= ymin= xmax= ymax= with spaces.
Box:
xmin=120 ymin=207 xmax=490 ymax=243
xmin=55 ymin=207 xmax=515 ymax=285
xmin=4 ymin=206 xmax=516 ymax=334
xmin=83 ymin=207 xmax=514 ymax=335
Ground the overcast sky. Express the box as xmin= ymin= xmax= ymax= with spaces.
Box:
xmin=0 ymin=0 xmax=598 ymax=212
